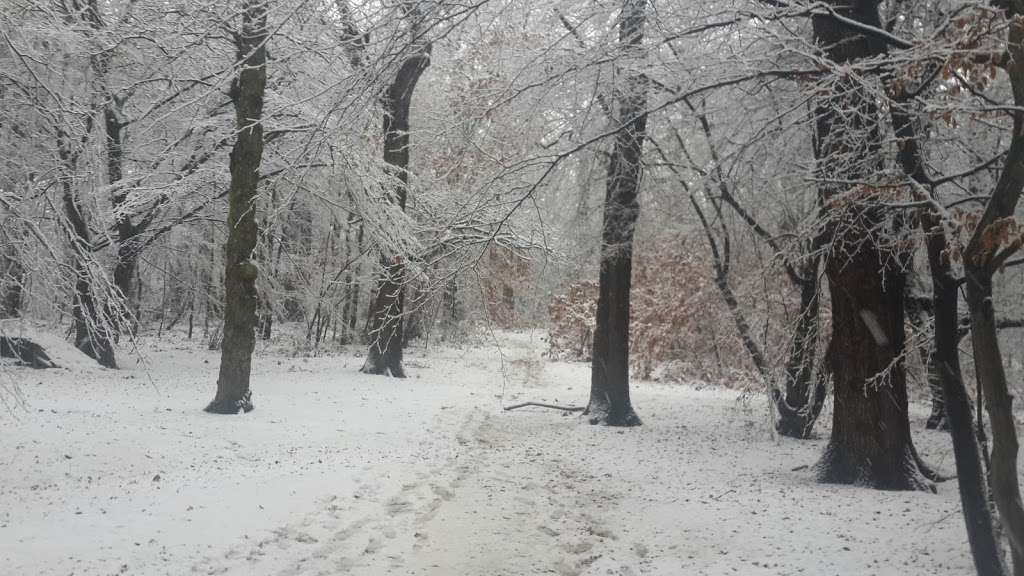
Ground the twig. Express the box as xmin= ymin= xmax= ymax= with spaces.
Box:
xmin=503 ymin=402 xmax=585 ymax=412
xmin=711 ymin=489 xmax=737 ymax=501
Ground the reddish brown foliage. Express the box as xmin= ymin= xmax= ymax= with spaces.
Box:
xmin=547 ymin=238 xmax=769 ymax=384
xmin=480 ymin=246 xmax=530 ymax=328
xmin=547 ymin=281 xmax=598 ymax=361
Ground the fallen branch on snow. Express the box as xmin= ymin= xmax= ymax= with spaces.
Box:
xmin=503 ymin=402 xmax=585 ymax=412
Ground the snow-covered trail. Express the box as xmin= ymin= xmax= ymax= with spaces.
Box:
xmin=1 ymin=330 xmax=973 ymax=575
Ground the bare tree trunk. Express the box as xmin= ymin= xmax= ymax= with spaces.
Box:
xmin=678 ymin=101 xmax=826 ymax=439
xmin=104 ymin=100 xmax=142 ymax=337
xmin=363 ymin=258 xmax=408 ymax=376
xmin=82 ymin=2 xmax=142 ymax=337
xmin=0 ymin=236 xmax=24 ymax=319
xmin=884 ymin=35 xmax=1006 ymax=567
xmin=811 ymin=0 xmax=927 ymax=490
xmin=52 ymin=4 xmax=119 ymax=364
xmin=921 ymin=317 xmax=942 ymax=430
xmin=957 ymin=9 xmax=1024 ymax=574
xmin=908 ymin=299 xmax=948 ymax=431
xmin=70 ymin=262 xmax=117 ymax=368
xmin=932 ymin=231 xmax=1007 ymax=576
xmin=334 ymin=5 xmax=368 ymax=348
xmin=343 ymin=211 xmax=364 ymax=344
xmin=586 ymin=0 xmax=646 ymax=427
xmin=57 ymin=131 xmax=117 ymax=369
xmin=817 ymin=241 xmax=927 ymax=489
xmin=690 ymin=192 xmax=768 ymax=379
xmin=905 ymin=290 xmax=947 ymax=430
xmin=259 ymin=293 xmax=273 ymax=340
xmin=206 ymin=0 xmax=267 ymax=414
xmin=966 ymin=272 xmax=1024 ymax=573
xmin=774 ymin=267 xmax=827 ymax=439
xmin=361 ymin=37 xmax=431 ymax=378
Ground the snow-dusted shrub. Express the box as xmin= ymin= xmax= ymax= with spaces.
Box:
xmin=479 ymin=246 xmax=532 ymax=329
xmin=546 ymin=281 xmax=598 ymax=361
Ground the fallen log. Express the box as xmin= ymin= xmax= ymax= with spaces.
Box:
xmin=0 ymin=337 xmax=58 ymax=369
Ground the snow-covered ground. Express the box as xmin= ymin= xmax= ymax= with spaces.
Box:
xmin=1 ymin=329 xmax=974 ymax=575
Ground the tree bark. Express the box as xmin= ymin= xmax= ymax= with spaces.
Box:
xmin=883 ymin=29 xmax=1006 ymax=565
xmin=904 ymin=291 xmax=948 ymax=430
xmin=361 ymin=39 xmax=430 ymax=378
xmin=774 ymin=266 xmax=827 ymax=439
xmin=931 ymin=230 xmax=1007 ymax=576
xmin=816 ymin=242 xmax=928 ymax=489
xmin=965 ymin=273 xmax=1024 ymax=573
xmin=54 ymin=2 xmax=118 ymax=365
xmin=258 ymin=293 xmax=273 ymax=341
xmin=0 ymin=238 xmax=24 ymax=319
xmin=56 ymin=130 xmax=117 ymax=369
xmin=206 ymin=0 xmax=267 ymax=414
xmin=103 ymin=100 xmax=143 ymax=335
xmin=66 ymin=217 xmax=117 ymax=368
xmin=586 ymin=0 xmax=646 ymax=427
xmin=82 ymin=3 xmax=143 ymax=337
xmin=811 ymin=0 xmax=927 ymax=490
xmin=690 ymin=192 xmax=769 ymax=381
xmin=682 ymin=103 xmax=826 ymax=439
xmin=959 ymin=8 xmax=1024 ymax=574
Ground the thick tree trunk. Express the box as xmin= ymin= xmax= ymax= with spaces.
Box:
xmin=816 ymin=244 xmax=927 ymax=490
xmin=206 ymin=0 xmax=267 ymax=414
xmin=111 ymin=241 xmax=139 ymax=334
xmin=361 ymin=42 xmax=430 ymax=377
xmin=57 ymin=142 xmax=117 ymax=369
xmin=363 ymin=258 xmax=407 ymax=376
xmin=586 ymin=0 xmax=646 ymax=427
xmin=71 ymin=260 xmax=117 ymax=369
xmin=811 ymin=0 xmax=927 ymax=490
xmin=54 ymin=14 xmax=119 ymax=364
